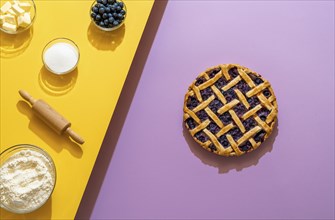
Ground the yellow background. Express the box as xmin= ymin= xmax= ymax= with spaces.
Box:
xmin=0 ymin=0 xmax=153 ymax=219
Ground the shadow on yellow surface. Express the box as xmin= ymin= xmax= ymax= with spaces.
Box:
xmin=38 ymin=66 xmax=78 ymax=96
xmin=16 ymin=101 xmax=83 ymax=158
xmin=87 ymin=22 xmax=125 ymax=51
xmin=0 ymin=28 xmax=34 ymax=58
xmin=184 ymin=121 xmax=279 ymax=174
xmin=0 ymin=198 xmax=52 ymax=220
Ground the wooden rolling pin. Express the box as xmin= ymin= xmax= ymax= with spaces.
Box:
xmin=19 ymin=90 xmax=85 ymax=144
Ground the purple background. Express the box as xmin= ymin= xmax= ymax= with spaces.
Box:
xmin=77 ymin=1 xmax=334 ymax=219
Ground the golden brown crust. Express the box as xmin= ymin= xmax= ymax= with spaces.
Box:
xmin=183 ymin=64 xmax=278 ymax=156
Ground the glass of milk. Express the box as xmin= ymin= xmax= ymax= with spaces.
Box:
xmin=42 ymin=38 xmax=80 ymax=75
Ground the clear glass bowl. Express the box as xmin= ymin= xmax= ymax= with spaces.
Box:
xmin=90 ymin=0 xmax=127 ymax=32
xmin=42 ymin=38 xmax=80 ymax=75
xmin=0 ymin=0 xmax=36 ymax=34
xmin=0 ymin=144 xmax=56 ymax=214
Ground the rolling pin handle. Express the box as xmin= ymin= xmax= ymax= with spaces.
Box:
xmin=65 ymin=127 xmax=85 ymax=144
xmin=19 ymin=90 xmax=36 ymax=105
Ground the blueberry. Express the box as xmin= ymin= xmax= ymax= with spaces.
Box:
xmin=207 ymin=123 xmax=220 ymax=134
xmin=104 ymin=19 xmax=109 ymax=25
xmin=117 ymin=13 xmax=123 ymax=18
xmin=105 ymin=7 xmax=111 ymax=13
xmin=99 ymin=7 xmax=105 ymax=14
xmin=247 ymin=72 xmax=257 ymax=81
xmin=200 ymin=87 xmax=213 ymax=100
xmin=233 ymin=103 xmax=247 ymax=117
xmin=108 ymin=17 xmax=114 ymax=23
xmin=209 ymin=99 xmax=223 ymax=113
xmin=95 ymin=14 xmax=102 ymax=21
xmin=254 ymin=130 xmax=266 ymax=142
xmin=186 ymin=96 xmax=199 ymax=110
xmin=101 ymin=13 xmax=108 ymax=19
xmin=235 ymin=81 xmax=250 ymax=93
xmin=91 ymin=12 xmax=97 ymax=18
xmin=239 ymin=141 xmax=252 ymax=152
xmin=108 ymin=0 xmax=115 ymax=3
xmin=213 ymin=99 xmax=223 ymax=108
xmin=226 ymin=96 xmax=233 ymax=102
xmin=227 ymin=89 xmax=237 ymax=99
xmin=195 ymin=132 xmax=208 ymax=143
xmin=116 ymin=6 xmax=122 ymax=11
xmin=185 ymin=118 xmax=197 ymax=130
xmin=207 ymin=67 xmax=221 ymax=78
xmin=263 ymin=89 xmax=271 ymax=97
xmin=195 ymin=77 xmax=205 ymax=86
xmin=118 ymin=2 xmax=124 ymax=7
xmin=196 ymin=110 xmax=208 ymax=121
xmin=257 ymin=108 xmax=270 ymax=120
xmin=107 ymin=13 xmax=112 ymax=18
xmin=254 ymin=77 xmax=263 ymax=85
xmin=228 ymin=67 xmax=239 ymax=78
xmin=215 ymin=77 xmax=226 ymax=88
xmin=113 ymin=12 xmax=118 ymax=18
xmin=102 ymin=0 xmax=108 ymax=5
xmin=113 ymin=20 xmax=119 ymax=26
xmin=91 ymin=6 xmax=99 ymax=13
xmin=229 ymin=128 xmax=243 ymax=141
xmin=97 ymin=0 xmax=103 ymax=3
xmin=110 ymin=5 xmax=116 ymax=11
xmin=99 ymin=21 xmax=105 ymax=27
xmin=219 ymin=112 xmax=232 ymax=125
xmin=242 ymin=117 xmax=256 ymax=131
xmin=208 ymin=144 xmax=217 ymax=152
xmin=222 ymin=89 xmax=236 ymax=103
xmin=247 ymin=97 xmax=260 ymax=108
xmin=120 ymin=9 xmax=126 ymax=15
xmin=218 ymin=135 xmax=229 ymax=148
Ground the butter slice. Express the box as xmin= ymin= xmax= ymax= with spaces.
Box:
xmin=0 ymin=15 xmax=4 ymax=24
xmin=7 ymin=8 xmax=17 ymax=15
xmin=3 ymin=14 xmax=16 ymax=25
xmin=2 ymin=22 xmax=17 ymax=32
xmin=18 ymin=12 xmax=30 ymax=27
xmin=0 ymin=1 xmax=12 ymax=13
xmin=12 ymin=4 xmax=24 ymax=14
xmin=18 ymin=2 xmax=31 ymax=11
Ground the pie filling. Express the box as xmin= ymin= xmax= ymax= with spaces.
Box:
xmin=185 ymin=65 xmax=275 ymax=154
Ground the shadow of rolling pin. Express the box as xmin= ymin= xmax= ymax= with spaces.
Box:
xmin=19 ymin=89 xmax=85 ymax=144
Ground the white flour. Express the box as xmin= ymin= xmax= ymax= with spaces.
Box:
xmin=0 ymin=149 xmax=56 ymax=213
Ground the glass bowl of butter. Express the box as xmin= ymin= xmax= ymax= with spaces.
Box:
xmin=0 ymin=0 xmax=36 ymax=34
xmin=0 ymin=144 xmax=56 ymax=214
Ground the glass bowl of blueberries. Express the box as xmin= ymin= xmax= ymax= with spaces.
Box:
xmin=90 ymin=0 xmax=126 ymax=31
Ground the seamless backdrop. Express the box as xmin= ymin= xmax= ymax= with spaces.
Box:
xmin=77 ymin=1 xmax=335 ymax=219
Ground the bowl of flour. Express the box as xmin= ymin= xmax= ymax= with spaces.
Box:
xmin=0 ymin=144 xmax=56 ymax=214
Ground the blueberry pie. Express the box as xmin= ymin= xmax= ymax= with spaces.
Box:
xmin=183 ymin=64 xmax=278 ymax=156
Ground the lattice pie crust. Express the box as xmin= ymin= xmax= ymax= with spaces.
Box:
xmin=183 ymin=64 xmax=278 ymax=156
